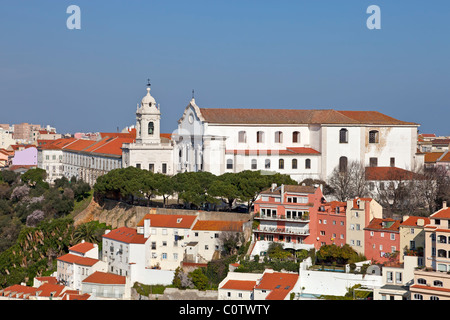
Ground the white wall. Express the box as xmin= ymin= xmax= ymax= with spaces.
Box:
xmin=298 ymin=258 xmax=382 ymax=297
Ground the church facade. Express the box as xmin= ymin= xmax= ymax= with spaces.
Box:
xmin=174 ymin=98 xmax=423 ymax=182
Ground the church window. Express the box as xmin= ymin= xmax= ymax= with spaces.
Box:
xmin=305 ymin=158 xmax=311 ymax=169
xmin=148 ymin=122 xmax=154 ymax=135
xmin=339 ymin=156 xmax=347 ymax=172
xmin=238 ymin=131 xmax=247 ymax=143
xmin=257 ymin=131 xmax=264 ymax=143
xmin=275 ymin=131 xmax=283 ymax=143
xmin=227 ymin=159 xmax=233 ymax=170
xmin=292 ymin=159 xmax=297 ymax=169
xmin=339 ymin=129 xmax=348 ymax=143
xmin=369 ymin=130 xmax=379 ymax=143
xmin=251 ymin=159 xmax=257 ymax=170
xmin=293 ymin=131 xmax=300 ymax=143
xmin=279 ymin=159 xmax=284 ymax=169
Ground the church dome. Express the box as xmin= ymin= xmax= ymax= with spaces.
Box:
xmin=138 ymin=86 xmax=160 ymax=114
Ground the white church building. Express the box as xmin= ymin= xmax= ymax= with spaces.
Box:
xmin=174 ymin=97 xmax=422 ymax=182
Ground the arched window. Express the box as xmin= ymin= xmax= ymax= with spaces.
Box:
xmin=434 ymin=280 xmax=443 ymax=287
xmin=438 ymin=249 xmax=447 ymax=258
xmin=148 ymin=122 xmax=154 ymax=135
xmin=257 ymin=131 xmax=264 ymax=143
xmin=279 ymin=159 xmax=284 ymax=169
xmin=369 ymin=130 xmax=379 ymax=143
xmin=265 ymin=159 xmax=271 ymax=169
xmin=305 ymin=158 xmax=311 ymax=169
xmin=293 ymin=131 xmax=300 ymax=143
xmin=238 ymin=131 xmax=247 ymax=143
xmin=417 ymin=278 xmax=427 ymax=285
xmin=275 ymin=131 xmax=283 ymax=143
xmin=339 ymin=128 xmax=348 ymax=143
xmin=414 ymin=294 xmax=423 ymax=300
xmin=251 ymin=159 xmax=257 ymax=170
xmin=226 ymin=159 xmax=233 ymax=170
xmin=292 ymin=159 xmax=298 ymax=169
xmin=339 ymin=156 xmax=348 ymax=173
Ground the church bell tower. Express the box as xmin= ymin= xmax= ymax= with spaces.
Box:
xmin=135 ymin=80 xmax=161 ymax=144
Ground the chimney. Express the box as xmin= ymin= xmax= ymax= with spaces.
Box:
xmin=144 ymin=218 xmax=151 ymax=239
xmin=403 ymin=215 xmax=409 ymax=222
xmin=271 ymin=183 xmax=277 ymax=191
xmin=444 ymin=201 xmax=447 ymax=209
xmin=417 ymin=219 xmax=424 ymax=227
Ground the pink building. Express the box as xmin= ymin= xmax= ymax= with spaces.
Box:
xmin=253 ymin=184 xmax=325 ymax=251
xmin=364 ymin=218 xmax=401 ymax=264
xmin=316 ymin=201 xmax=347 ymax=247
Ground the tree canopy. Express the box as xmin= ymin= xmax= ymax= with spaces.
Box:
xmin=93 ymin=168 xmax=298 ymax=211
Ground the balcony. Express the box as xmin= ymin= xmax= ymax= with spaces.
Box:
xmin=254 ymin=213 xmax=309 ymax=222
xmin=253 ymin=226 xmax=310 ymax=236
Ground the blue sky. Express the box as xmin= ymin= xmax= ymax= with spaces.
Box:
xmin=0 ymin=1 xmax=449 ymax=135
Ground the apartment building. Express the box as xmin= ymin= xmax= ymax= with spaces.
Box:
xmin=252 ymin=184 xmax=324 ymax=254
xmin=410 ymin=202 xmax=450 ymax=300
xmin=56 ymin=241 xmax=106 ymax=290
xmin=346 ymin=197 xmax=383 ymax=255
xmin=399 ymin=215 xmax=430 ymax=265
xmin=364 ymin=218 xmax=401 ymax=264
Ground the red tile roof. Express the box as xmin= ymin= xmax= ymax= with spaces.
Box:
xmin=69 ymin=241 xmax=95 ymax=254
xmin=137 ymin=214 xmax=198 ymax=229
xmin=365 ymin=218 xmax=400 ymax=232
xmin=57 ymin=253 xmax=100 ymax=266
xmin=430 ymin=207 xmax=450 ymax=219
xmin=221 ymin=280 xmax=256 ymax=291
xmin=82 ymin=271 xmax=126 ymax=285
xmin=401 ymin=216 xmax=430 ymax=227
xmin=36 ymin=283 xmax=66 ymax=297
xmin=192 ymin=220 xmax=245 ymax=231
xmin=365 ymin=167 xmax=421 ymax=181
xmin=424 ymin=152 xmax=445 ymax=163
xmin=102 ymin=226 xmax=148 ymax=244
xmin=199 ymin=108 xmax=417 ymax=126
xmin=254 ymin=272 xmax=299 ymax=300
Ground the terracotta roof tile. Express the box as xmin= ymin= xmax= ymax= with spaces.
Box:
xmin=365 ymin=167 xmax=422 ymax=181
xmin=82 ymin=271 xmax=126 ymax=285
xmin=137 ymin=214 xmax=198 ymax=229
xmin=69 ymin=241 xmax=95 ymax=254
xmin=192 ymin=220 xmax=245 ymax=231
xmin=102 ymin=226 xmax=148 ymax=244
xmin=221 ymin=280 xmax=256 ymax=291
xmin=199 ymin=108 xmax=417 ymax=126
xmin=431 ymin=207 xmax=450 ymax=219
xmin=255 ymin=272 xmax=298 ymax=300
xmin=401 ymin=216 xmax=430 ymax=227
xmin=365 ymin=218 xmax=400 ymax=232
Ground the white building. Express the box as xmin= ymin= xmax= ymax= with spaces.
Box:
xmin=56 ymin=241 xmax=107 ymax=290
xmin=122 ymin=84 xmax=174 ymax=175
xmin=175 ymin=99 xmax=421 ymax=182
xmin=136 ymin=213 xmax=199 ymax=270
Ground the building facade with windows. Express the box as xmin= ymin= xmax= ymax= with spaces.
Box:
xmin=364 ymin=218 xmax=401 ymax=264
xmin=346 ymin=198 xmax=383 ymax=255
xmin=252 ymin=184 xmax=325 ymax=254
xmin=175 ymin=99 xmax=421 ymax=182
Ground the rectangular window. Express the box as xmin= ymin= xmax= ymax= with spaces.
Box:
xmin=369 ymin=158 xmax=378 ymax=167
xmin=390 ymin=157 xmax=395 ymax=167
xmin=162 ymin=163 xmax=167 ymax=174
